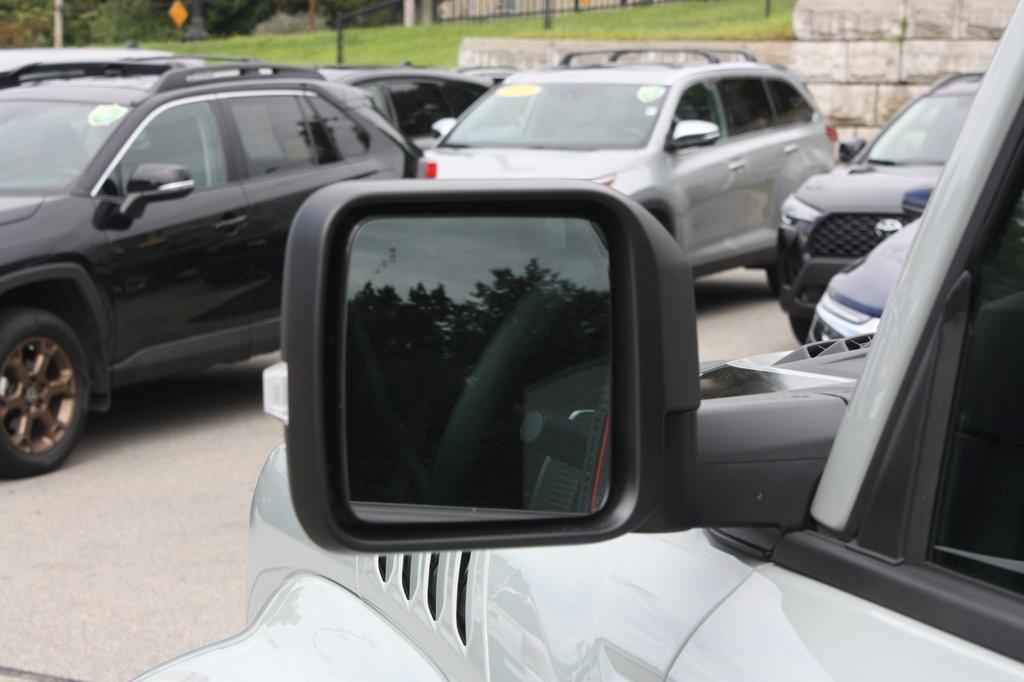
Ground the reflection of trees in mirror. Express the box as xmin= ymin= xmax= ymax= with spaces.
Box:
xmin=346 ymin=259 xmax=610 ymax=513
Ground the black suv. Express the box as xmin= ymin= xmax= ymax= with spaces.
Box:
xmin=776 ymin=73 xmax=980 ymax=339
xmin=0 ymin=59 xmax=418 ymax=476
xmin=319 ymin=66 xmax=490 ymax=148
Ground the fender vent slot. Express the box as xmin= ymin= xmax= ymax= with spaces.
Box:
xmin=377 ymin=555 xmax=387 ymax=581
xmin=456 ymin=551 xmax=471 ymax=644
xmin=401 ymin=554 xmax=412 ymax=599
xmin=427 ymin=553 xmax=440 ymax=620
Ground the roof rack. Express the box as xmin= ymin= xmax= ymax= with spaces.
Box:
xmin=558 ymin=47 xmax=757 ymax=67
xmin=152 ymin=63 xmax=324 ymax=93
xmin=0 ymin=61 xmax=172 ymax=89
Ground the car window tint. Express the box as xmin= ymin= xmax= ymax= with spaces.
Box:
xmin=673 ymin=82 xmax=724 ymax=130
xmin=766 ymin=79 xmax=814 ymax=125
xmin=932 ymin=190 xmax=1024 ymax=595
xmin=365 ymin=85 xmax=393 ymax=118
xmin=718 ymin=78 xmax=773 ymax=135
xmin=109 ymin=100 xmax=226 ymax=196
xmin=442 ymin=82 xmax=484 ymax=116
xmin=306 ymin=96 xmax=370 ymax=161
xmin=225 ymin=95 xmax=315 ymax=176
xmin=387 ymin=81 xmax=451 ymax=137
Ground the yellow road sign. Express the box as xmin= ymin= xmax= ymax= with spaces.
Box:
xmin=168 ymin=0 xmax=189 ymax=29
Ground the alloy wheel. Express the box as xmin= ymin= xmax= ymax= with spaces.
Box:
xmin=0 ymin=337 xmax=77 ymax=455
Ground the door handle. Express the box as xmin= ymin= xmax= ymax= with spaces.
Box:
xmin=727 ymin=159 xmax=746 ymax=172
xmin=783 ymin=143 xmax=800 ymax=155
xmin=214 ymin=213 xmax=247 ymax=233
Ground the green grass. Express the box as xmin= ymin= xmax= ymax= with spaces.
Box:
xmin=144 ymin=0 xmax=793 ymax=67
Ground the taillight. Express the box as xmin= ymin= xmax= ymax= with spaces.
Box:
xmin=425 ymin=161 xmax=438 ymax=179
xmin=825 ymin=124 xmax=838 ymax=144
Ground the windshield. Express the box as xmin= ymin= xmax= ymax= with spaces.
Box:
xmin=867 ymin=94 xmax=974 ymax=166
xmin=0 ymin=100 xmax=127 ymax=191
xmin=444 ymin=82 xmax=668 ymax=150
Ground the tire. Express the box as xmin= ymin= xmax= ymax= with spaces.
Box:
xmin=788 ymin=313 xmax=812 ymax=344
xmin=0 ymin=308 xmax=90 ymax=477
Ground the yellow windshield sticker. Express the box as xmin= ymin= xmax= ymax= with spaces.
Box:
xmin=496 ymin=84 xmax=542 ymax=98
xmin=636 ymin=85 xmax=666 ymax=103
xmin=87 ymin=104 xmax=129 ymax=127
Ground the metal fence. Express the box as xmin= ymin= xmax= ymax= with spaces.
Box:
xmin=333 ymin=0 xmax=772 ymax=64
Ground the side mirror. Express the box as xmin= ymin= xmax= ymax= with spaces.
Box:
xmin=838 ymin=137 xmax=867 ymax=163
xmin=119 ymin=163 xmax=195 ymax=221
xmin=281 ymin=180 xmax=701 ymax=552
xmin=667 ymin=120 xmax=720 ymax=150
xmin=431 ymin=117 xmax=457 ymax=139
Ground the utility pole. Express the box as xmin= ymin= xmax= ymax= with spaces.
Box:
xmin=309 ymin=0 xmax=318 ymax=31
xmin=186 ymin=0 xmax=210 ymax=41
xmin=53 ymin=0 xmax=64 ymax=48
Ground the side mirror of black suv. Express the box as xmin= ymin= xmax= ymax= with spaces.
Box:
xmin=120 ymin=163 xmax=195 ymax=221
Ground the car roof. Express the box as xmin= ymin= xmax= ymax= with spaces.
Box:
xmin=504 ymin=62 xmax=785 ymax=86
xmin=929 ymin=73 xmax=983 ymax=97
xmin=319 ymin=66 xmax=490 ymax=88
xmin=0 ymin=77 xmax=155 ymax=104
xmin=0 ymin=61 xmax=335 ymax=106
xmin=0 ymin=47 xmax=175 ymax=73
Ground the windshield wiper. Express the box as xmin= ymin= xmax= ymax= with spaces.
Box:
xmin=868 ymin=158 xmax=901 ymax=166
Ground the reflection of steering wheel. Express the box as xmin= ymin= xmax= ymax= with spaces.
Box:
xmin=429 ymin=289 xmax=564 ymax=506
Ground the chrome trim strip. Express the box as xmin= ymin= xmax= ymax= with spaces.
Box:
xmin=90 ymin=89 xmax=316 ymax=197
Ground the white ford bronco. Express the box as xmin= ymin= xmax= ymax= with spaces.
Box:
xmin=145 ymin=5 xmax=1024 ymax=679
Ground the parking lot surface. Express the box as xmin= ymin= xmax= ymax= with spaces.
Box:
xmin=0 ymin=267 xmax=794 ymax=682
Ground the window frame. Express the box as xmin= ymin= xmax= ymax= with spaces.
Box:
xmin=382 ymin=79 xmax=454 ymax=138
xmin=301 ymin=95 xmax=372 ymax=165
xmin=772 ymin=94 xmax=1024 ymax=664
xmin=715 ymin=76 xmax=775 ymax=139
xmin=668 ymin=79 xmax=727 ymax=145
xmin=764 ymin=77 xmax=816 ymax=128
xmin=90 ymin=90 xmax=318 ymax=197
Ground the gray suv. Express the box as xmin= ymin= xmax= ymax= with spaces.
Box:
xmin=425 ymin=49 xmax=834 ymax=281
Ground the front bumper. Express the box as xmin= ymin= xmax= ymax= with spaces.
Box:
xmin=777 ymin=225 xmax=852 ymax=320
xmin=808 ymin=292 xmax=880 ymax=342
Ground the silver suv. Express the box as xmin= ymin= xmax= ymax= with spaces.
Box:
xmin=425 ymin=49 xmax=834 ymax=280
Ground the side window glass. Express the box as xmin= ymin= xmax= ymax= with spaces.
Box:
xmin=673 ymin=82 xmax=724 ymax=130
xmin=766 ymin=79 xmax=814 ymax=125
xmin=932 ymin=191 xmax=1024 ymax=595
xmin=387 ymin=82 xmax=451 ymax=137
xmin=718 ymin=78 xmax=773 ymax=136
xmin=108 ymin=101 xmax=226 ymax=196
xmin=225 ymin=96 xmax=315 ymax=176
xmin=364 ymin=84 xmax=393 ymax=119
xmin=442 ymin=83 xmax=483 ymax=116
xmin=306 ymin=97 xmax=370 ymax=161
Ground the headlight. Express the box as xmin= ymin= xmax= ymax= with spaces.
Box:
xmin=780 ymin=195 xmax=823 ymax=228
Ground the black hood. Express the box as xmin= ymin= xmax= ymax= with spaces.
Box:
xmin=795 ymin=163 xmax=943 ymax=214
xmin=0 ymin=195 xmax=44 ymax=228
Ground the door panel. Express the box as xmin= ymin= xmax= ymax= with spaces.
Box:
xmin=713 ymin=78 xmax=781 ymax=256
xmin=669 ymin=565 xmax=1024 ymax=681
xmin=223 ymin=94 xmax=380 ymax=329
xmin=96 ymin=100 xmax=252 ymax=363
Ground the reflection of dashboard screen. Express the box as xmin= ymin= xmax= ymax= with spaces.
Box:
xmin=521 ymin=360 xmax=610 ymax=514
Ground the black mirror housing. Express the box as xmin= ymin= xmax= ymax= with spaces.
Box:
xmin=119 ymin=163 xmax=195 ymax=221
xmin=838 ymin=137 xmax=867 ymax=163
xmin=282 ymin=180 xmax=701 ymax=552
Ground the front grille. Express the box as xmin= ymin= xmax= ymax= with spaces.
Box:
xmin=806 ymin=213 xmax=904 ymax=258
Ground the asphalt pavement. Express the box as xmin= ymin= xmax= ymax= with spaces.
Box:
xmin=0 ymin=266 xmax=797 ymax=681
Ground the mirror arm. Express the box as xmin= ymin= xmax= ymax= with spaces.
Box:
xmin=641 ymin=390 xmax=846 ymax=533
